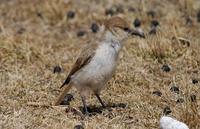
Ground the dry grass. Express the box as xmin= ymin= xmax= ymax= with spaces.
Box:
xmin=0 ymin=0 xmax=200 ymax=129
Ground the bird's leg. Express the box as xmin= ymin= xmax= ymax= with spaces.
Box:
xmin=81 ymin=96 xmax=89 ymax=115
xmin=95 ymin=94 xmax=106 ymax=108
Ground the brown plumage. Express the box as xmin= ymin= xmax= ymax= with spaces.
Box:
xmin=60 ymin=43 xmax=98 ymax=88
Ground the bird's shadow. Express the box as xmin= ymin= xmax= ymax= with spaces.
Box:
xmin=79 ymin=103 xmax=127 ymax=115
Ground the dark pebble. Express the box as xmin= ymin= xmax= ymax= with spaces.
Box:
xmin=151 ymin=20 xmax=159 ymax=28
xmin=163 ymin=106 xmax=172 ymax=115
xmin=128 ymin=7 xmax=135 ymax=12
xmin=190 ymin=94 xmax=196 ymax=102
xmin=133 ymin=18 xmax=141 ymax=27
xmin=170 ymin=86 xmax=179 ymax=94
xmin=161 ymin=64 xmax=171 ymax=72
xmin=192 ymin=79 xmax=198 ymax=84
xmin=152 ymin=90 xmax=162 ymax=96
xmin=197 ymin=10 xmax=200 ymax=22
xmin=36 ymin=12 xmax=43 ymax=18
xmin=53 ymin=66 xmax=62 ymax=73
xmin=74 ymin=125 xmax=84 ymax=129
xmin=67 ymin=11 xmax=75 ymax=19
xmin=77 ymin=31 xmax=86 ymax=37
xmin=147 ymin=10 xmax=156 ymax=18
xmin=91 ymin=23 xmax=99 ymax=33
xmin=176 ymin=98 xmax=184 ymax=103
xmin=60 ymin=94 xmax=74 ymax=105
xmin=105 ymin=8 xmax=115 ymax=16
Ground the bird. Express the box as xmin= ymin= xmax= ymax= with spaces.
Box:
xmin=160 ymin=116 xmax=189 ymax=129
xmin=54 ymin=16 xmax=144 ymax=115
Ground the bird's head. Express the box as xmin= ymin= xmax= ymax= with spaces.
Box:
xmin=98 ymin=16 xmax=145 ymax=41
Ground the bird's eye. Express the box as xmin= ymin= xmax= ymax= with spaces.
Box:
xmin=123 ymin=27 xmax=129 ymax=31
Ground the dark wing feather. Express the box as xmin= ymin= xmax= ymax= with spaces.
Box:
xmin=60 ymin=43 xmax=97 ymax=88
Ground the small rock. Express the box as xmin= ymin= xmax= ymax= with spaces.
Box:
xmin=170 ymin=86 xmax=179 ymax=94
xmin=197 ymin=10 xmax=200 ymax=22
xmin=151 ymin=20 xmax=159 ymax=28
xmin=74 ymin=125 xmax=84 ymax=129
xmin=147 ymin=10 xmax=156 ymax=18
xmin=152 ymin=90 xmax=162 ymax=96
xmin=60 ymin=94 xmax=74 ymax=105
xmin=192 ymin=79 xmax=198 ymax=84
xmin=190 ymin=94 xmax=196 ymax=102
xmin=162 ymin=64 xmax=171 ymax=72
xmin=53 ymin=66 xmax=62 ymax=73
xmin=36 ymin=11 xmax=43 ymax=18
xmin=163 ymin=106 xmax=171 ymax=115
xmin=133 ymin=18 xmax=141 ymax=27
xmin=105 ymin=8 xmax=115 ymax=16
xmin=91 ymin=23 xmax=99 ymax=33
xmin=160 ymin=116 xmax=189 ymax=129
xmin=128 ymin=7 xmax=135 ymax=12
xmin=77 ymin=30 xmax=86 ymax=37
xmin=67 ymin=11 xmax=75 ymax=19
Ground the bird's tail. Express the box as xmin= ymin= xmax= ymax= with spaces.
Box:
xmin=60 ymin=77 xmax=70 ymax=88
xmin=54 ymin=84 xmax=73 ymax=106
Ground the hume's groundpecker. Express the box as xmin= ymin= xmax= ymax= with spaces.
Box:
xmin=55 ymin=16 xmax=144 ymax=115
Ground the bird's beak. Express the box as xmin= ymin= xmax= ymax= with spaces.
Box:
xmin=128 ymin=28 xmax=145 ymax=38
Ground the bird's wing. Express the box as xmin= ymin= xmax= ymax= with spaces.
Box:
xmin=60 ymin=42 xmax=98 ymax=88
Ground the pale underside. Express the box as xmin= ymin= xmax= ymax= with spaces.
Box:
xmin=69 ymin=32 xmax=122 ymax=97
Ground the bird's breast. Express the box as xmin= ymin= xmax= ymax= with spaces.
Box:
xmin=71 ymin=42 xmax=120 ymax=92
xmin=83 ymin=43 xmax=118 ymax=80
